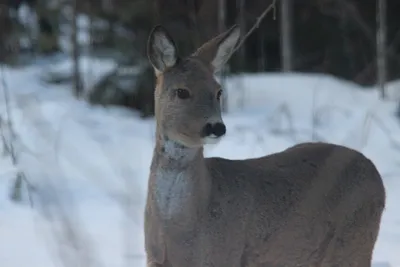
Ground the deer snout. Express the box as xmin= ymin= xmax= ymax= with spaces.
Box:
xmin=202 ymin=122 xmax=226 ymax=138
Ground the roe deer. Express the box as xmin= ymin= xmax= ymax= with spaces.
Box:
xmin=144 ymin=24 xmax=386 ymax=267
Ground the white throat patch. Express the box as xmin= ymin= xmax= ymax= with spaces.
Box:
xmin=154 ymin=169 xmax=192 ymax=219
xmin=154 ymin=139 xmax=196 ymax=219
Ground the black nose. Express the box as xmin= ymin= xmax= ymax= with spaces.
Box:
xmin=202 ymin=122 xmax=226 ymax=137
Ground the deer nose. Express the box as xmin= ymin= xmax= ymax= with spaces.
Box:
xmin=202 ymin=122 xmax=226 ymax=138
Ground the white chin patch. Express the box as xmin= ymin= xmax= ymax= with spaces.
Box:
xmin=203 ymin=135 xmax=222 ymax=145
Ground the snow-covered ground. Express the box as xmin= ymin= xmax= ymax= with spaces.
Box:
xmin=0 ymin=58 xmax=399 ymax=267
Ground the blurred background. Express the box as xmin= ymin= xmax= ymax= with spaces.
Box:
xmin=0 ymin=0 xmax=399 ymax=266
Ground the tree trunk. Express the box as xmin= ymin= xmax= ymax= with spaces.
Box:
xmin=238 ymin=0 xmax=246 ymax=71
xmin=280 ymin=0 xmax=293 ymax=71
xmin=71 ymin=0 xmax=83 ymax=97
xmin=376 ymin=0 xmax=387 ymax=99
xmin=35 ymin=0 xmax=59 ymax=54
xmin=218 ymin=0 xmax=228 ymax=112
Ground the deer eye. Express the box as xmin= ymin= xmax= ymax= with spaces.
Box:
xmin=217 ymin=90 xmax=223 ymax=101
xmin=175 ymin=88 xmax=190 ymax=99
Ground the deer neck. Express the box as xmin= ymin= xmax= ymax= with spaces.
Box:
xmin=149 ymin=130 xmax=211 ymax=223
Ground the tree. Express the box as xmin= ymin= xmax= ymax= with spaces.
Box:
xmin=376 ymin=0 xmax=387 ymax=99
xmin=218 ymin=0 xmax=228 ymax=112
xmin=280 ymin=0 xmax=293 ymax=71
xmin=71 ymin=0 xmax=83 ymax=97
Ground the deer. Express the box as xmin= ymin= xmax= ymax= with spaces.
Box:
xmin=144 ymin=24 xmax=386 ymax=267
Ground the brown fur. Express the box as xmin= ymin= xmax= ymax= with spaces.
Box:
xmin=144 ymin=25 xmax=386 ymax=267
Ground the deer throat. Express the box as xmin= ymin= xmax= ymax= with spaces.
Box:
xmin=154 ymin=168 xmax=194 ymax=221
xmin=152 ymin=138 xmax=206 ymax=221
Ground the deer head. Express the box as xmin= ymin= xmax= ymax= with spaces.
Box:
xmin=147 ymin=25 xmax=240 ymax=148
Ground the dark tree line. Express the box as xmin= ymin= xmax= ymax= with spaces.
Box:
xmin=1 ymin=0 xmax=400 ymax=115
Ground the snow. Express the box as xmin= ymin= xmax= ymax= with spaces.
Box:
xmin=0 ymin=58 xmax=399 ymax=267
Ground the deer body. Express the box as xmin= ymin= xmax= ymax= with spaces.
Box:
xmin=145 ymin=25 xmax=386 ymax=267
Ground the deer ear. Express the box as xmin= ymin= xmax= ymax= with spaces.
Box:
xmin=147 ymin=25 xmax=178 ymax=73
xmin=193 ymin=25 xmax=240 ymax=73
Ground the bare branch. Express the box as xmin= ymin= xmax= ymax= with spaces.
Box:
xmin=231 ymin=0 xmax=277 ymax=56
xmin=360 ymin=112 xmax=400 ymax=150
xmin=0 ymin=64 xmax=34 ymax=206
